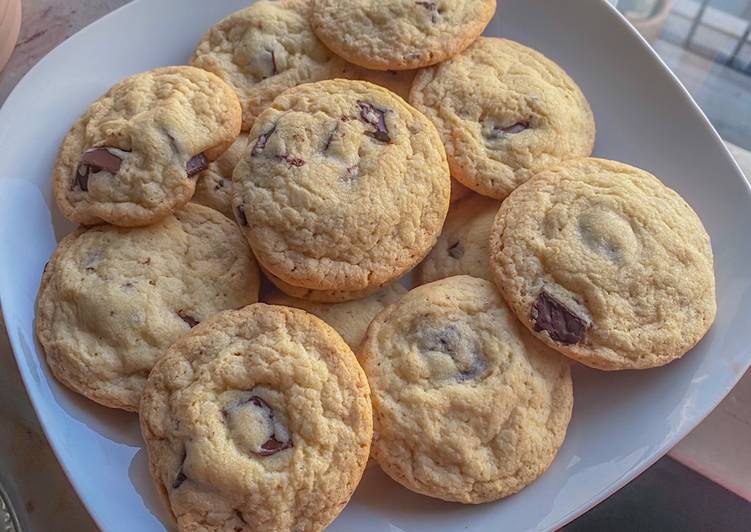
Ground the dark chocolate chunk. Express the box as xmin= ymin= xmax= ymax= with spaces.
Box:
xmin=186 ymin=154 xmax=209 ymax=177
xmin=277 ymin=154 xmax=305 ymax=167
xmin=531 ymin=289 xmax=588 ymax=345
xmin=323 ymin=124 xmax=339 ymax=152
xmin=172 ymin=449 xmax=188 ymax=489
xmin=357 ymin=101 xmax=391 ymax=143
xmin=422 ymin=323 xmax=485 ymax=381
xmin=270 ymin=49 xmax=277 ymax=76
xmin=236 ymin=204 xmax=248 ymax=227
xmin=226 ymin=395 xmax=292 ymax=457
xmin=489 ymin=121 xmax=530 ymax=139
xmin=251 ymin=126 xmax=276 ymax=157
xmin=342 ymin=165 xmax=359 ymax=182
xmin=447 ymin=241 xmax=464 ymax=259
xmin=234 ymin=510 xmax=247 ymax=526
xmin=416 ymin=1 xmax=440 ymax=23
xmin=177 ymin=310 xmax=199 ymax=328
xmin=214 ymin=179 xmax=225 ymax=191
xmin=73 ymin=147 xmax=124 ymax=191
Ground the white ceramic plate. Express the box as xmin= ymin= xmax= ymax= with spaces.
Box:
xmin=1 ymin=1 xmax=750 ymax=531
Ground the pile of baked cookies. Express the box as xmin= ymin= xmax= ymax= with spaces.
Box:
xmin=34 ymin=0 xmax=717 ymax=530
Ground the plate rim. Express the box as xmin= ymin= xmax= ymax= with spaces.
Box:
xmin=1 ymin=0 xmax=750 ymax=531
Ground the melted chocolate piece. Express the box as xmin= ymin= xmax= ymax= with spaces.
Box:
xmin=277 ymin=154 xmax=305 ymax=167
xmin=490 ymin=121 xmax=530 ymax=139
xmin=186 ymin=154 xmax=209 ymax=177
xmin=357 ymin=101 xmax=391 ymax=143
xmin=531 ymin=289 xmax=588 ymax=345
xmin=177 ymin=310 xmax=199 ymax=328
xmin=73 ymin=147 xmax=124 ymax=191
xmin=172 ymin=449 xmax=187 ymax=489
xmin=251 ymin=126 xmax=276 ymax=157
xmin=269 ymin=49 xmax=278 ymax=76
xmin=323 ymin=124 xmax=339 ymax=152
xmin=447 ymin=241 xmax=464 ymax=259
xmin=226 ymin=395 xmax=292 ymax=457
xmin=423 ymin=323 xmax=485 ymax=381
xmin=416 ymin=1 xmax=440 ymax=23
xmin=342 ymin=165 xmax=359 ymax=182
xmin=236 ymin=204 xmax=248 ymax=227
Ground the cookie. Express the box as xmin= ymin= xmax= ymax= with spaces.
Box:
xmin=361 ymin=275 xmax=573 ymax=503
xmin=192 ymin=134 xmax=248 ymax=219
xmin=265 ymin=282 xmax=406 ymax=350
xmin=410 ymin=37 xmax=595 ymax=200
xmin=53 ymin=66 xmax=241 ymax=227
xmin=416 ymin=195 xmax=499 ymax=284
xmin=311 ymin=0 xmax=496 ymax=71
xmin=489 ymin=158 xmax=716 ymax=370
xmin=190 ymin=0 xmax=348 ymax=131
xmin=140 ymin=304 xmax=372 ymax=531
xmin=35 ymin=203 xmax=260 ymax=411
xmin=233 ymin=79 xmax=450 ymax=294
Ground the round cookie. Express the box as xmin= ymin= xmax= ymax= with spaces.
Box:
xmin=233 ymin=79 xmax=450 ymax=293
xmin=140 ymin=304 xmax=372 ymax=531
xmin=265 ymin=282 xmax=406 ymax=350
xmin=54 ymin=66 xmax=241 ymax=227
xmin=190 ymin=0 xmax=348 ymax=131
xmin=35 ymin=203 xmax=260 ymax=411
xmin=192 ymin=134 xmax=248 ymax=219
xmin=416 ymin=195 xmax=499 ymax=284
xmin=490 ymin=158 xmax=716 ymax=370
xmin=311 ymin=0 xmax=497 ymax=71
xmin=410 ymin=37 xmax=595 ymax=200
xmin=361 ymin=275 xmax=573 ymax=503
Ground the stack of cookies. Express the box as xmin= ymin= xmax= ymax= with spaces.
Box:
xmin=35 ymin=1 xmax=717 ymax=530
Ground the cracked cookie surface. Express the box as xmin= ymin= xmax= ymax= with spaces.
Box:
xmin=140 ymin=304 xmax=372 ymax=531
xmin=233 ymin=79 xmax=450 ymax=293
xmin=410 ymin=37 xmax=595 ymax=199
xmin=361 ymin=275 xmax=573 ymax=503
xmin=312 ymin=0 xmax=496 ymax=70
xmin=490 ymin=158 xmax=716 ymax=370
xmin=265 ymin=282 xmax=406 ymax=350
xmin=193 ymin=134 xmax=248 ymax=219
xmin=416 ymin=195 xmax=499 ymax=284
xmin=35 ymin=203 xmax=259 ymax=411
xmin=190 ymin=0 xmax=348 ymax=131
xmin=53 ymin=66 xmax=241 ymax=227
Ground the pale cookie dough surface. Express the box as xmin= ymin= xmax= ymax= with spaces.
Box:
xmin=54 ymin=66 xmax=241 ymax=227
xmin=140 ymin=304 xmax=372 ymax=532
xmin=233 ymin=79 xmax=450 ymax=293
xmin=416 ymin=195 xmax=499 ymax=284
xmin=490 ymin=158 xmax=716 ymax=370
xmin=265 ymin=282 xmax=406 ymax=350
xmin=35 ymin=203 xmax=260 ymax=412
xmin=190 ymin=0 xmax=348 ymax=131
xmin=193 ymin=134 xmax=249 ymax=218
xmin=361 ymin=276 xmax=573 ymax=503
xmin=312 ymin=0 xmax=496 ymax=70
xmin=410 ymin=37 xmax=595 ymax=200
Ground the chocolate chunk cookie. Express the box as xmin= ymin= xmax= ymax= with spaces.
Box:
xmin=35 ymin=204 xmax=259 ymax=411
xmin=190 ymin=0 xmax=348 ymax=131
xmin=192 ymin=134 xmax=248 ymax=219
xmin=53 ymin=66 xmax=241 ymax=227
xmin=140 ymin=304 xmax=372 ymax=531
xmin=361 ymin=275 xmax=573 ymax=503
xmin=265 ymin=282 xmax=406 ymax=350
xmin=490 ymin=158 xmax=716 ymax=370
xmin=312 ymin=0 xmax=496 ymax=70
xmin=410 ymin=37 xmax=595 ymax=199
xmin=233 ymin=79 xmax=450 ymax=294
xmin=416 ymin=195 xmax=499 ymax=284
